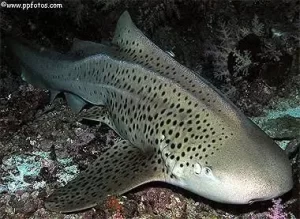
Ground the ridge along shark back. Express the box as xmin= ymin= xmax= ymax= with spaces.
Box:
xmin=6 ymin=11 xmax=293 ymax=213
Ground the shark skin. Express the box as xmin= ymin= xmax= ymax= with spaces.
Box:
xmin=6 ymin=11 xmax=293 ymax=213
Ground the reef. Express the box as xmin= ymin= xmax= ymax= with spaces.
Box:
xmin=0 ymin=0 xmax=299 ymax=218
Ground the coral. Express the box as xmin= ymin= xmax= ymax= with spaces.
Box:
xmin=136 ymin=188 xmax=186 ymax=218
xmin=285 ymin=138 xmax=300 ymax=158
xmin=204 ymin=15 xmax=264 ymax=87
xmin=1 ymin=152 xmax=78 ymax=192
xmin=96 ymin=0 xmax=180 ymax=32
xmin=267 ymin=199 xmax=288 ymax=219
xmin=106 ymin=196 xmax=125 ymax=219
xmin=0 ymin=191 xmax=43 ymax=217
xmin=251 ymin=14 xmax=265 ymax=37
xmin=265 ymin=115 xmax=300 ymax=140
xmin=251 ymin=90 xmax=300 ymax=151
xmin=203 ymin=8 xmax=298 ymax=116
xmin=137 ymin=0 xmax=180 ymax=32
xmin=65 ymin=0 xmax=85 ymax=26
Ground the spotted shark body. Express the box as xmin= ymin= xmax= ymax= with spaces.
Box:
xmin=6 ymin=11 xmax=293 ymax=213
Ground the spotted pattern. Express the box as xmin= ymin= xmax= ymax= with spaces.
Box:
xmin=46 ymin=140 xmax=164 ymax=212
xmin=44 ymin=11 xmax=236 ymax=212
xmin=111 ymin=11 xmax=239 ymax=120
xmin=65 ymin=53 xmax=231 ymax=167
xmin=45 ymin=50 xmax=235 ymax=211
xmin=80 ymin=106 xmax=116 ymax=131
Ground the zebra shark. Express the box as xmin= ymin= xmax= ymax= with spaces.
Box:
xmin=6 ymin=11 xmax=293 ymax=213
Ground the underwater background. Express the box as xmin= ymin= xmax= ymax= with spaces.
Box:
xmin=0 ymin=0 xmax=299 ymax=218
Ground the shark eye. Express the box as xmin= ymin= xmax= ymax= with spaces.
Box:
xmin=194 ymin=163 xmax=214 ymax=178
xmin=194 ymin=163 xmax=202 ymax=175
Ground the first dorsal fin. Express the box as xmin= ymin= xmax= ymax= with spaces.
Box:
xmin=112 ymin=10 xmax=172 ymax=69
xmin=112 ymin=11 xmax=242 ymax=123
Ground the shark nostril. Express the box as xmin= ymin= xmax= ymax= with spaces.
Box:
xmin=248 ymin=198 xmax=263 ymax=204
xmin=248 ymin=199 xmax=256 ymax=204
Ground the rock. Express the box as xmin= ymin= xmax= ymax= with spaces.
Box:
xmin=261 ymin=115 xmax=300 ymax=139
xmin=285 ymin=138 xmax=300 ymax=157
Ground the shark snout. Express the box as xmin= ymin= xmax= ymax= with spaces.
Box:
xmin=210 ymin=137 xmax=294 ymax=204
xmin=216 ymin=167 xmax=293 ymax=205
xmin=243 ymin=150 xmax=293 ymax=204
xmin=251 ymin=160 xmax=293 ymax=203
xmin=247 ymin=178 xmax=293 ymax=204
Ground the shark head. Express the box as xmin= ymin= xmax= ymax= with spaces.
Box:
xmin=167 ymin=118 xmax=293 ymax=204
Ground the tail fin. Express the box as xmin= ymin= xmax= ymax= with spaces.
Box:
xmin=4 ymin=37 xmax=46 ymax=87
xmin=4 ymin=37 xmax=23 ymax=76
xmin=4 ymin=37 xmax=71 ymax=89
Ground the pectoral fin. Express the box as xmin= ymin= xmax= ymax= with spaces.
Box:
xmin=45 ymin=140 xmax=165 ymax=213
